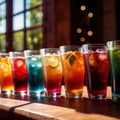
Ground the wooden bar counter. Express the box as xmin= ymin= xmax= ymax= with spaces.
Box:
xmin=0 ymin=86 xmax=120 ymax=120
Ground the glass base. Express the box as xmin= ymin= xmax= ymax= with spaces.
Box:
xmin=112 ymin=96 xmax=120 ymax=103
xmin=1 ymin=90 xmax=14 ymax=95
xmin=29 ymin=91 xmax=45 ymax=97
xmin=14 ymin=91 xmax=27 ymax=96
xmin=88 ymin=94 xmax=106 ymax=100
xmin=46 ymin=92 xmax=61 ymax=98
xmin=65 ymin=93 xmax=82 ymax=99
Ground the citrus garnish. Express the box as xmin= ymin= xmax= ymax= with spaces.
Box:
xmin=69 ymin=54 xmax=76 ymax=66
xmin=73 ymin=51 xmax=80 ymax=59
xmin=48 ymin=56 xmax=59 ymax=68
xmin=89 ymin=54 xmax=98 ymax=67
xmin=64 ymin=52 xmax=72 ymax=59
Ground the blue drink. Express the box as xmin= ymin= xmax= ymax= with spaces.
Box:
xmin=24 ymin=50 xmax=45 ymax=96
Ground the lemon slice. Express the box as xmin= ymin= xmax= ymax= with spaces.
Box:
xmin=89 ymin=54 xmax=98 ymax=67
xmin=48 ymin=56 xmax=59 ymax=68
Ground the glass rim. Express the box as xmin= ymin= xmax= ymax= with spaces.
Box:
xmin=40 ymin=48 xmax=59 ymax=51
xmin=9 ymin=51 xmax=24 ymax=57
xmin=81 ymin=43 xmax=107 ymax=53
xmin=59 ymin=45 xmax=81 ymax=50
xmin=107 ymin=40 xmax=120 ymax=43
xmin=107 ymin=40 xmax=120 ymax=49
xmin=0 ymin=52 xmax=9 ymax=56
xmin=82 ymin=43 xmax=106 ymax=47
xmin=107 ymin=40 xmax=120 ymax=46
xmin=40 ymin=48 xmax=60 ymax=55
xmin=24 ymin=50 xmax=40 ymax=56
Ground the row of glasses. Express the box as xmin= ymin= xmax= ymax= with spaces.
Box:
xmin=0 ymin=49 xmax=63 ymax=98
xmin=0 ymin=45 xmax=110 ymax=99
xmin=0 ymin=41 xmax=120 ymax=102
xmin=0 ymin=46 xmax=84 ymax=99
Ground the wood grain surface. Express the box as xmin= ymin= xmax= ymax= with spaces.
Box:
xmin=0 ymin=86 xmax=120 ymax=120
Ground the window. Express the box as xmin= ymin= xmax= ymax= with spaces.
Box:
xmin=0 ymin=0 xmax=6 ymax=52
xmin=0 ymin=0 xmax=44 ymax=52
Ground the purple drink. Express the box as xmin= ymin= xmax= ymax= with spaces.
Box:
xmin=82 ymin=44 xmax=109 ymax=100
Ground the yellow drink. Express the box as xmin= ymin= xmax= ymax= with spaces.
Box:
xmin=0 ymin=54 xmax=14 ymax=93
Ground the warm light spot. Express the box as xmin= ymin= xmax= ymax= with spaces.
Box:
xmin=88 ymin=12 xmax=93 ymax=18
xmin=87 ymin=31 xmax=93 ymax=36
xmin=80 ymin=5 xmax=86 ymax=11
xmin=80 ymin=37 xmax=85 ymax=42
xmin=76 ymin=28 xmax=82 ymax=33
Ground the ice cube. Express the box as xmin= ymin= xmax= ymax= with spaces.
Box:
xmin=31 ymin=57 xmax=37 ymax=61
xmin=96 ymin=49 xmax=105 ymax=53
xmin=17 ymin=60 xmax=24 ymax=67
xmin=98 ymin=54 xmax=107 ymax=61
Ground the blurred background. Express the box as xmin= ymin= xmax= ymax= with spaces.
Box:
xmin=0 ymin=0 xmax=119 ymax=52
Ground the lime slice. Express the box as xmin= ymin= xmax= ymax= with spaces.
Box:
xmin=69 ymin=55 xmax=76 ymax=65
xmin=49 ymin=56 xmax=59 ymax=68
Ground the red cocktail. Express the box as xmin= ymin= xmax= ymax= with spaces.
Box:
xmin=9 ymin=52 xmax=28 ymax=95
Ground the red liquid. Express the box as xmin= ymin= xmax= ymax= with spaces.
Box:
xmin=11 ymin=57 xmax=28 ymax=92
xmin=84 ymin=51 xmax=109 ymax=95
xmin=44 ymin=76 xmax=62 ymax=93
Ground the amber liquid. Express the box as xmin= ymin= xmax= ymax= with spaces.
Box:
xmin=62 ymin=51 xmax=85 ymax=95
xmin=0 ymin=56 xmax=14 ymax=92
xmin=42 ymin=55 xmax=63 ymax=94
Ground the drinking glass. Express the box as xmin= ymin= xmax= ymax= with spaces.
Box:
xmin=24 ymin=50 xmax=45 ymax=96
xmin=82 ymin=44 xmax=109 ymax=100
xmin=60 ymin=45 xmax=85 ymax=98
xmin=107 ymin=40 xmax=120 ymax=102
xmin=40 ymin=48 xmax=63 ymax=98
xmin=0 ymin=53 xmax=14 ymax=94
xmin=9 ymin=52 xmax=28 ymax=95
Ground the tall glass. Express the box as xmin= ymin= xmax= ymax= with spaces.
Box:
xmin=60 ymin=45 xmax=85 ymax=98
xmin=40 ymin=48 xmax=63 ymax=98
xmin=107 ymin=41 xmax=120 ymax=102
xmin=82 ymin=44 xmax=109 ymax=100
xmin=0 ymin=53 xmax=14 ymax=94
xmin=9 ymin=52 xmax=28 ymax=95
xmin=24 ymin=50 xmax=45 ymax=96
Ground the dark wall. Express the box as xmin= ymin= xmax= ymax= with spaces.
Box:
xmin=116 ymin=0 xmax=120 ymax=39
xmin=71 ymin=0 xmax=103 ymax=45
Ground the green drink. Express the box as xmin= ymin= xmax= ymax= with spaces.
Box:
xmin=107 ymin=41 xmax=120 ymax=102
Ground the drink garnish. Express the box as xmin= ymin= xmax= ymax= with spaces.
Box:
xmin=89 ymin=54 xmax=98 ymax=67
xmin=48 ymin=56 xmax=59 ymax=68
xmin=69 ymin=55 xmax=76 ymax=65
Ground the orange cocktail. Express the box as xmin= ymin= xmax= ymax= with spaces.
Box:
xmin=60 ymin=45 xmax=85 ymax=98
xmin=0 ymin=53 xmax=14 ymax=93
xmin=40 ymin=48 xmax=63 ymax=98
